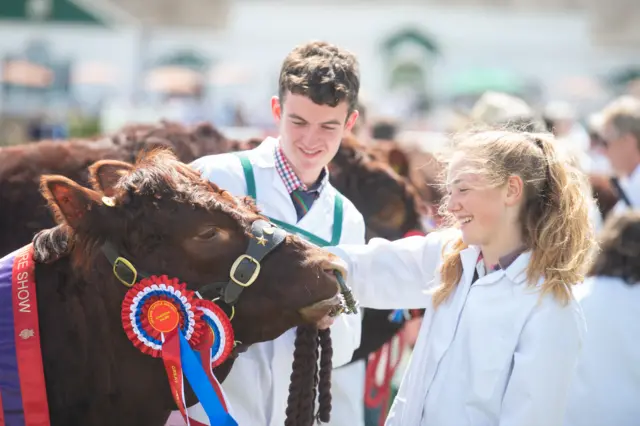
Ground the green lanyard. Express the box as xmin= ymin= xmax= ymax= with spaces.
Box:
xmin=235 ymin=152 xmax=343 ymax=247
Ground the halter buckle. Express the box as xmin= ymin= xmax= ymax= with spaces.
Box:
xmin=229 ymin=255 xmax=261 ymax=287
xmin=113 ymin=256 xmax=138 ymax=287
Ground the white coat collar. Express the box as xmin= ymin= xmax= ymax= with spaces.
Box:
xmin=251 ymin=136 xmax=279 ymax=168
xmin=460 ymin=245 xmax=531 ymax=286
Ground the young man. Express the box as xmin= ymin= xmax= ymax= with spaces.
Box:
xmin=599 ymin=95 xmax=640 ymax=213
xmin=186 ymin=40 xmax=366 ymax=426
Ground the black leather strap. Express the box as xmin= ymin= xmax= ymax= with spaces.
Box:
xmin=219 ymin=219 xmax=287 ymax=305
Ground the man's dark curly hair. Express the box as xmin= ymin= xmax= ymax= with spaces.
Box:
xmin=278 ymin=41 xmax=360 ymax=115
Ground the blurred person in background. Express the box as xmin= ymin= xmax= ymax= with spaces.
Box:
xmin=584 ymin=112 xmax=613 ymax=174
xmin=564 ymin=211 xmax=640 ymax=426
xmin=467 ymin=91 xmax=546 ymax=133
xmin=599 ymin=95 xmax=640 ymax=212
xmin=542 ymin=100 xmax=591 ymax=171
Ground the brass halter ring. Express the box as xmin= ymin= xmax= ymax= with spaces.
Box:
xmin=210 ymin=296 xmax=235 ymax=321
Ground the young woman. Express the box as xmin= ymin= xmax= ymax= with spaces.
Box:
xmin=326 ymin=129 xmax=597 ymax=426
xmin=564 ymin=211 xmax=640 ymax=426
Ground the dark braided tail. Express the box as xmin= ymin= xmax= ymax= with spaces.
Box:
xmin=284 ymin=325 xmax=334 ymax=425
xmin=316 ymin=328 xmax=333 ymax=423
xmin=285 ymin=325 xmax=319 ymax=426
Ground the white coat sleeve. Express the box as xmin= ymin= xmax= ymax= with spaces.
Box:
xmin=326 ymin=230 xmax=450 ymax=310
xmin=499 ymin=297 xmax=585 ymax=426
xmin=327 ymin=206 xmax=366 ymax=368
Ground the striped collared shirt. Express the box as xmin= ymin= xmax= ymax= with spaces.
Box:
xmin=273 ymin=144 xmax=329 ymax=220
xmin=474 ymin=246 xmax=528 ymax=281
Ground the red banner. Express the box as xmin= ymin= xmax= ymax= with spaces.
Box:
xmin=12 ymin=244 xmax=51 ymax=426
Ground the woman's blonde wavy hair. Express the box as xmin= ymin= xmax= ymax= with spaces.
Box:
xmin=432 ymin=129 xmax=597 ymax=308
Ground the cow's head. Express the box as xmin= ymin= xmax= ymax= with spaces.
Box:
xmin=40 ymin=149 xmax=349 ymax=348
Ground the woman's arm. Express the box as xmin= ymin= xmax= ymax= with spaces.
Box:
xmin=326 ymin=231 xmax=452 ymax=310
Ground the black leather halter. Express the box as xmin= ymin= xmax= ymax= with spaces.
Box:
xmin=100 ymin=218 xmax=357 ymax=318
xmin=101 ymin=219 xmax=288 ymax=307
xmin=198 ymin=219 xmax=288 ymax=305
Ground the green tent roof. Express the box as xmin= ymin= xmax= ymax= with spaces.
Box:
xmin=447 ymin=68 xmax=525 ymax=96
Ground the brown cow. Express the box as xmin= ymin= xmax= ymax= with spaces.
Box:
xmin=0 ymin=138 xmax=132 ymax=257
xmin=113 ymin=120 xmax=237 ymax=161
xmin=365 ymin=136 xmax=446 ymax=231
xmin=329 ymin=135 xmax=422 ymax=241
xmin=7 ymin=149 xmax=350 ymax=426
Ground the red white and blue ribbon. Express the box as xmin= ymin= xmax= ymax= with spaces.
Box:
xmin=121 ymin=275 xmax=237 ymax=426
xmin=193 ymin=300 xmax=234 ymax=412
xmin=194 ymin=300 xmax=234 ymax=370
xmin=121 ymin=275 xmax=203 ymax=358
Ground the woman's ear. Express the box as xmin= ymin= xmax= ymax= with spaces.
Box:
xmin=505 ymin=175 xmax=524 ymax=206
xmin=40 ymin=175 xmax=103 ymax=229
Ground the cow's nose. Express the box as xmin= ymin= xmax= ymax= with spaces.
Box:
xmin=321 ymin=257 xmax=348 ymax=278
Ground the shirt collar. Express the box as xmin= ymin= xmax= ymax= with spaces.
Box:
xmin=273 ymin=143 xmax=329 ymax=194
xmin=475 ymin=245 xmax=528 ymax=278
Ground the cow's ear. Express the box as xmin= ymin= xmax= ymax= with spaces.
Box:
xmin=388 ymin=148 xmax=410 ymax=177
xmin=88 ymin=160 xmax=133 ymax=196
xmin=40 ymin=175 xmax=102 ymax=229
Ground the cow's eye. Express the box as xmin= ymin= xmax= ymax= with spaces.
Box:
xmin=194 ymin=227 xmax=218 ymax=241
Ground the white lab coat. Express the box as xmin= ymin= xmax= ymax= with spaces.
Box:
xmin=185 ymin=137 xmax=365 ymax=426
xmin=612 ymin=164 xmax=640 ymax=214
xmin=327 ymin=230 xmax=586 ymax=426
xmin=328 ymin=359 xmax=366 ymax=426
xmin=564 ymin=276 xmax=640 ymax=426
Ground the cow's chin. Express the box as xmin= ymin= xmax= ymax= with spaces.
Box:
xmin=298 ymin=293 xmax=343 ymax=326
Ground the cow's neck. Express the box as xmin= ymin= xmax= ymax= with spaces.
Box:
xmin=35 ymin=257 xmax=181 ymax=425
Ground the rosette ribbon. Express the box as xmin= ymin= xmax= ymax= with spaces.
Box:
xmin=121 ymin=275 xmax=237 ymax=426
